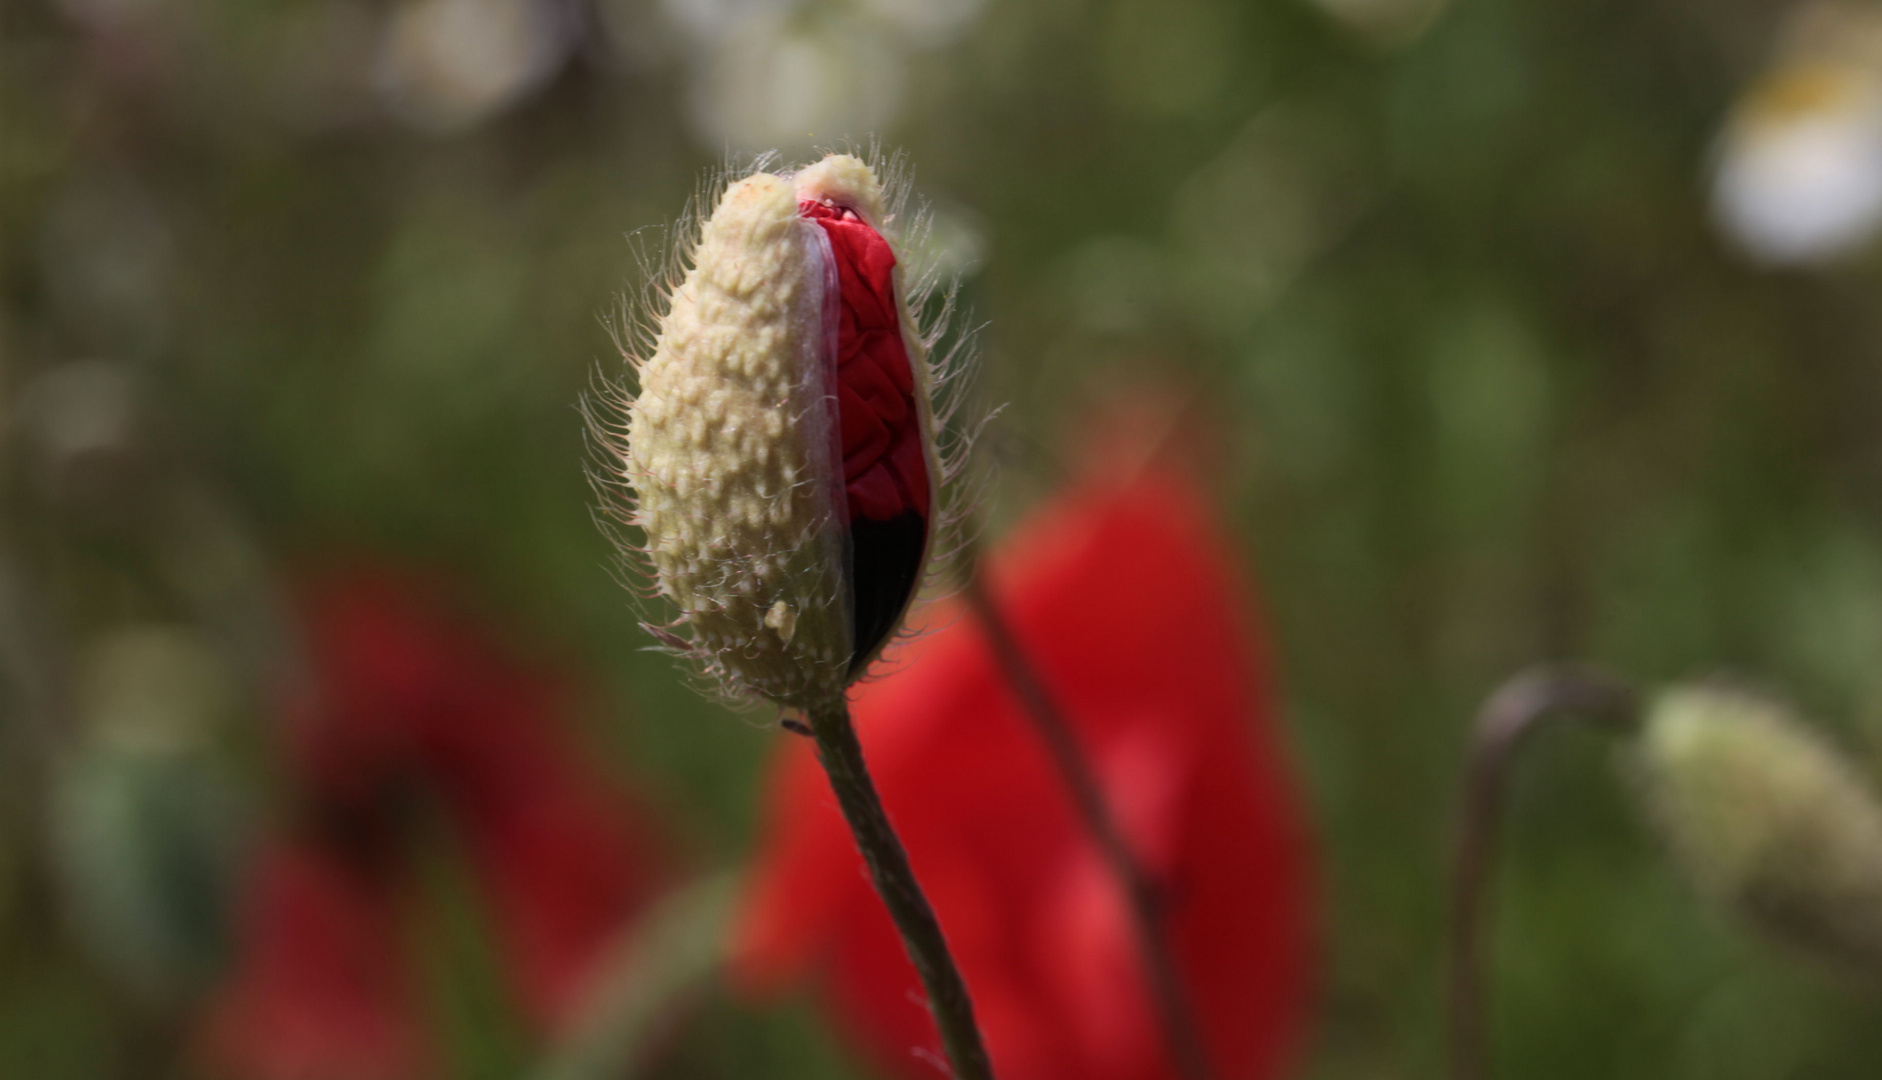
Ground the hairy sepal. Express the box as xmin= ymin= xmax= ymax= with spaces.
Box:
xmin=615 ymin=172 xmax=851 ymax=709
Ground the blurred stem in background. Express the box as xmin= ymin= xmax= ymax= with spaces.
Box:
xmin=532 ymin=872 xmax=738 ymax=1080
xmin=806 ymin=697 xmax=998 ymax=1080
xmin=1449 ymin=666 xmax=1639 ymax=1080
xmin=963 ymin=564 xmax=1218 ymax=1080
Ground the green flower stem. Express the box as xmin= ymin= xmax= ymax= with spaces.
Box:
xmin=963 ymin=569 xmax=1217 ymax=1080
xmin=807 ymin=698 xmax=997 ymax=1080
xmin=1449 ymin=665 xmax=1639 ymax=1080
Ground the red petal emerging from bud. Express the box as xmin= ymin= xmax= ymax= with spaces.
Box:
xmin=800 ymin=198 xmax=934 ymax=675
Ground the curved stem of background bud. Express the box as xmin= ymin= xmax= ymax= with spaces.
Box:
xmin=807 ymin=698 xmax=998 ymax=1080
xmin=963 ymin=570 xmax=1217 ymax=1080
xmin=1449 ymin=665 xmax=1639 ymax=1080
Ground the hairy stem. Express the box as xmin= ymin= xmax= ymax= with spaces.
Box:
xmin=963 ymin=570 xmax=1217 ymax=1080
xmin=1450 ymin=665 xmax=1639 ymax=1080
xmin=807 ymin=698 xmax=997 ymax=1080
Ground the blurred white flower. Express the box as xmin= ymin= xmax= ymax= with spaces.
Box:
xmin=684 ymin=11 xmax=904 ymax=152
xmin=1713 ymin=62 xmax=1882 ymax=266
xmin=856 ymin=0 xmax=986 ymax=49
xmin=375 ymin=0 xmax=576 ymax=134
xmin=657 ymin=0 xmax=797 ymax=44
xmin=637 ymin=0 xmax=985 ymax=150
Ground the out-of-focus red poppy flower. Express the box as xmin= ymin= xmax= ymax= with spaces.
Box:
xmin=203 ymin=840 xmax=429 ymax=1080
xmin=202 ymin=568 xmax=666 ymax=1080
xmin=732 ymin=468 xmax=1317 ymax=1080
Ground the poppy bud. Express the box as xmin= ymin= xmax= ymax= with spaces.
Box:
xmin=1631 ymin=684 xmax=1882 ymax=978
xmin=598 ymin=154 xmax=955 ymax=711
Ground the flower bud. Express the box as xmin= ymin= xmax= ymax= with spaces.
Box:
xmin=597 ymin=154 xmax=954 ymax=711
xmin=1632 ymin=684 xmax=1882 ymax=978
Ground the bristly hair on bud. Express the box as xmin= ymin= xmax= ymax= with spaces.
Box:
xmin=1630 ymin=683 xmax=1882 ymax=980
xmin=586 ymin=148 xmax=986 ymax=715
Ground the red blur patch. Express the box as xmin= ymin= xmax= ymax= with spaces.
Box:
xmin=284 ymin=570 xmax=667 ymax=1029
xmin=202 ymin=842 xmax=429 ymax=1080
xmin=199 ymin=568 xmax=669 ymax=1080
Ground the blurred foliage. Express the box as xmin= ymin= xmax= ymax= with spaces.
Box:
xmin=7 ymin=0 xmax=1882 ymax=1075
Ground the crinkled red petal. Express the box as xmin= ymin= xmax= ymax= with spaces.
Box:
xmin=801 ymin=200 xmax=933 ymax=671
xmin=799 ymin=200 xmax=932 ymax=525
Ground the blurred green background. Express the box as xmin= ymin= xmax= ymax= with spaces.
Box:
xmin=9 ymin=0 xmax=1882 ymax=1074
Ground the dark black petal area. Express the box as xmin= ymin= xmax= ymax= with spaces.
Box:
xmin=848 ymin=511 xmax=927 ymax=676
